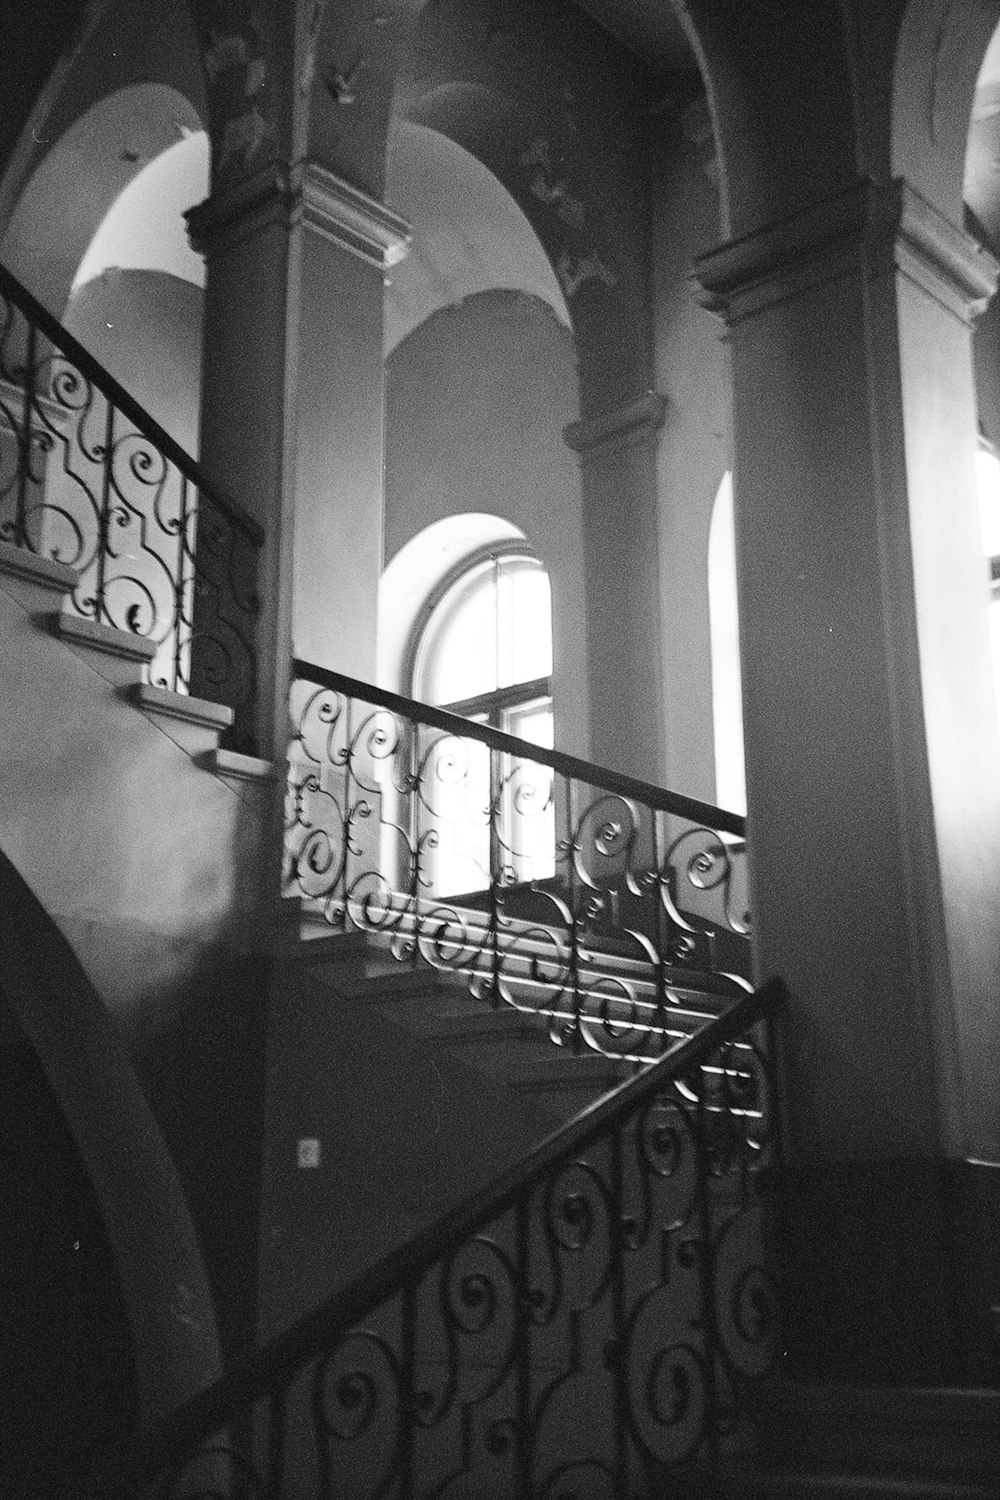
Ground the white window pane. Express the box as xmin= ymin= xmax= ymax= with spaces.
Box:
xmin=418 ymin=564 xmax=498 ymax=704
xmin=498 ymin=560 xmax=552 ymax=687
xmin=506 ymin=703 xmax=553 ymax=749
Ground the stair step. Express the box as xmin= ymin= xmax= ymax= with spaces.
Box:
xmin=401 ymin=999 xmax=546 ymax=1041
xmin=197 ymin=747 xmax=279 ymax=786
xmin=300 ymin=897 xmax=744 ymax=1004
xmin=688 ymin=1464 xmax=1000 ymax=1499
xmin=126 ymin=681 xmax=233 ymax=756
xmin=54 ymin=610 xmax=157 ymax=686
xmin=510 ymin=1050 xmax=630 ymax=1092
xmin=0 ymin=538 xmax=77 ymax=613
xmin=274 ymin=930 xmax=369 ymax=965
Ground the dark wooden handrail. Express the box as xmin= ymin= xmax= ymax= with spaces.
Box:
xmin=294 ymin=658 xmax=748 ymax=839
xmin=0 ymin=263 xmax=263 ymax=546
xmin=95 ymin=977 xmax=783 ymax=1495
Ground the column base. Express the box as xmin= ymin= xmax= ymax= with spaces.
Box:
xmin=774 ymin=1157 xmax=1000 ymax=1385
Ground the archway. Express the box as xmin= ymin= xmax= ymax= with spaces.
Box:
xmin=0 ymin=850 xmax=223 ymax=1427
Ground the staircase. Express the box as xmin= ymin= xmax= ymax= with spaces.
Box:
xmin=1 ymin=265 xmax=998 ymax=1498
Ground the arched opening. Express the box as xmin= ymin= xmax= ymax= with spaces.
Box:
xmin=408 ymin=543 xmax=555 ymax=896
xmin=382 ymin=118 xmax=589 ymax=759
xmin=0 ymin=82 xmax=204 ymax=319
xmin=708 ymin=472 xmax=745 ymax=815
xmin=0 ymin=997 xmax=139 ymax=1495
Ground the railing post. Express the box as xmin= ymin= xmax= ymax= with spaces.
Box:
xmin=514 ymin=1193 xmax=533 ymax=1500
xmin=14 ymin=319 xmax=36 ymax=549
xmin=696 ymin=1059 xmax=719 ymax=1463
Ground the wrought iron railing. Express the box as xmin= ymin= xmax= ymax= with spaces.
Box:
xmin=285 ymin=662 xmax=752 ymax=1063
xmin=88 ymin=978 xmax=784 ymax=1500
xmin=0 ymin=264 xmax=262 ymax=750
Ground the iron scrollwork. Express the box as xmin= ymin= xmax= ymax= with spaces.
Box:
xmin=131 ymin=997 xmax=779 ymax=1500
xmin=0 ymin=268 xmax=261 ymax=750
xmin=285 ymin=668 xmax=753 ymax=1062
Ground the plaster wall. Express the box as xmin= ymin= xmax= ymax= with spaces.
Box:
xmin=383 ymin=290 xmax=591 ymax=759
xmin=63 ymin=268 xmax=203 ymax=454
xmin=0 ymin=570 xmax=274 ymax=1360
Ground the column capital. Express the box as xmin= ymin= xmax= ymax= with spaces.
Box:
xmin=186 ymin=160 xmax=411 ymax=270
xmin=693 ymin=179 xmax=999 ymax=327
xmin=563 ymin=391 xmax=667 ymax=461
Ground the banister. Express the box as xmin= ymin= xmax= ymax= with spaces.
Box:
xmin=93 ymin=976 xmax=785 ymax=1496
xmin=0 ymin=261 xmax=263 ymax=750
xmin=0 ymin=263 xmax=263 ymax=545
xmin=293 ymin=657 xmax=747 ymax=838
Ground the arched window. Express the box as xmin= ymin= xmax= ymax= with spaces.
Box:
xmin=413 ymin=550 xmax=553 ymax=745
xmin=410 ymin=549 xmax=555 ymax=892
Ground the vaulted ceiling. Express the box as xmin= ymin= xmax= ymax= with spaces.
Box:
xmin=572 ymin=0 xmax=696 ymax=72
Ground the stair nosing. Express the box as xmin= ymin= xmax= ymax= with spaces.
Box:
xmin=127 ymin=681 xmax=234 ymax=729
xmin=55 ymin=610 xmax=159 ymax=662
xmin=0 ymin=538 xmax=78 ymax=592
xmin=198 ymin=747 xmax=279 ymax=782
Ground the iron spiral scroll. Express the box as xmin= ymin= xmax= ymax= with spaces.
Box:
xmin=0 ymin=267 xmax=261 ymax=750
xmin=115 ymin=985 xmax=782 ymax=1500
xmin=285 ymin=669 xmax=753 ymax=1063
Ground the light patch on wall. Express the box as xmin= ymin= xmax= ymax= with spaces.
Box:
xmin=708 ymin=472 xmax=746 ymax=816
xmin=73 ymin=130 xmax=209 ymax=292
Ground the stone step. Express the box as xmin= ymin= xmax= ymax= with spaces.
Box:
xmin=125 ymin=681 xmax=233 ymax=757
xmin=53 ymin=610 xmax=157 ymax=688
xmin=0 ymin=538 xmax=77 ymax=614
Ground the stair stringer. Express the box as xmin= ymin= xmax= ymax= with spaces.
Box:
xmin=0 ymin=562 xmax=275 ymax=1039
xmin=255 ymin=926 xmax=634 ymax=1346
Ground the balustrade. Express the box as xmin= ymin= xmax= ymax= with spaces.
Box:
xmin=0 ymin=265 xmax=261 ymax=750
xmin=285 ymin=662 xmax=753 ymax=1063
xmin=92 ymin=980 xmax=784 ymax=1500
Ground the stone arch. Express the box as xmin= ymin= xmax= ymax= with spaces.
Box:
xmin=1 ymin=79 xmax=205 ymax=317
xmin=384 ymin=117 xmax=571 ymax=357
xmin=893 ymin=0 xmax=1000 ymax=224
xmin=0 ymin=849 xmax=223 ymax=1426
xmin=666 ymin=0 xmax=859 ymax=236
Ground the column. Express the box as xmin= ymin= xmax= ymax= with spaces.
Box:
xmin=564 ymin=390 xmax=667 ymax=784
xmin=696 ymin=179 xmax=1000 ymax=1382
xmin=188 ymin=161 xmax=409 ymax=755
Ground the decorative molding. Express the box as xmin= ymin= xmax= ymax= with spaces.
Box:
xmin=300 ymin=162 xmax=411 ymax=269
xmin=186 ymin=160 xmax=297 ymax=257
xmin=694 ymin=178 xmax=1000 ymax=328
xmin=895 ymin=181 xmax=999 ymax=323
xmin=187 ymin=160 xmax=411 ymax=271
xmin=693 ymin=181 xmax=875 ymax=324
xmin=563 ymin=392 xmax=667 ymax=460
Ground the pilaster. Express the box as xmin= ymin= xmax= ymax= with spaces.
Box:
xmin=562 ymin=392 xmax=667 ymax=784
xmin=693 ymin=176 xmax=1000 ymax=1382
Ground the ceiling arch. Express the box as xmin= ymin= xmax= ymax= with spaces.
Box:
xmin=385 ymin=119 xmax=570 ymax=356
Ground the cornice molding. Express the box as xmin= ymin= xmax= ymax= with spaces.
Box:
xmin=186 ymin=161 xmax=411 ymax=270
xmin=563 ymin=391 xmax=667 ymax=460
xmin=894 ymin=183 xmax=998 ymax=323
xmin=186 ymin=160 xmax=296 ymax=256
xmin=693 ymin=180 xmax=999 ymax=328
xmin=300 ymin=163 xmax=411 ymax=269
